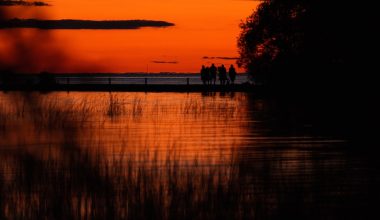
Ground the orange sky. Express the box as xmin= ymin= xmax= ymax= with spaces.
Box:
xmin=1 ymin=0 xmax=259 ymax=73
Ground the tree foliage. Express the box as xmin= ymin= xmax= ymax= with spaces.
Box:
xmin=238 ymin=0 xmax=374 ymax=92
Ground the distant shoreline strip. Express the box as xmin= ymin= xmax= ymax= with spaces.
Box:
xmin=0 ymin=19 xmax=175 ymax=29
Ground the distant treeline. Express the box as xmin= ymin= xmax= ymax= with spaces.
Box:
xmin=0 ymin=19 xmax=175 ymax=29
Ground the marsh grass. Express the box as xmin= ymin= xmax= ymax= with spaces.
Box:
xmin=0 ymin=92 xmax=254 ymax=219
xmin=107 ymin=93 xmax=125 ymax=118
xmin=1 ymin=92 xmax=246 ymax=129
xmin=1 ymin=140 xmax=372 ymax=220
xmin=0 ymin=146 xmax=256 ymax=220
xmin=180 ymin=98 xmax=240 ymax=120
xmin=0 ymin=92 xmax=376 ymax=219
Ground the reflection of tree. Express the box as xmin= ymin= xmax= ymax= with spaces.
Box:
xmin=239 ymin=95 xmax=379 ymax=219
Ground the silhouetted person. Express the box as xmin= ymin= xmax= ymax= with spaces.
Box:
xmin=203 ymin=67 xmax=210 ymax=85
xmin=210 ymin=64 xmax=217 ymax=85
xmin=228 ymin=65 xmax=236 ymax=84
xmin=218 ymin=65 xmax=227 ymax=85
xmin=217 ymin=66 xmax=221 ymax=84
xmin=200 ymin=65 xmax=207 ymax=85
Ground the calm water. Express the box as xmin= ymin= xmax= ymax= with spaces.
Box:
xmin=0 ymin=91 xmax=378 ymax=219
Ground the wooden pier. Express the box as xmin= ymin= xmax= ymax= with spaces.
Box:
xmin=0 ymin=75 xmax=253 ymax=92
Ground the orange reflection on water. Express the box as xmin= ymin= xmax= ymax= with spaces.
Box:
xmin=0 ymin=91 xmax=362 ymax=220
xmin=0 ymin=92 xmax=252 ymax=165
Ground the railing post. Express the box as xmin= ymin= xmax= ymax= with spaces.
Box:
xmin=145 ymin=78 xmax=148 ymax=85
xmin=108 ymin=77 xmax=111 ymax=85
xmin=67 ymin=78 xmax=70 ymax=85
xmin=187 ymin=78 xmax=189 ymax=85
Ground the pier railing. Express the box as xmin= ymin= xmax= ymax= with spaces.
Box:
xmin=0 ymin=75 xmax=250 ymax=91
xmin=55 ymin=76 xmax=197 ymax=85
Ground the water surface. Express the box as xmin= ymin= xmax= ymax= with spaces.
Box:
xmin=0 ymin=91 xmax=377 ymax=219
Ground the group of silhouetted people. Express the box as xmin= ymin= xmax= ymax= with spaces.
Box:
xmin=200 ymin=64 xmax=236 ymax=85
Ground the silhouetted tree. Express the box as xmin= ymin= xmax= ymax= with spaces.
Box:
xmin=238 ymin=0 xmax=378 ymax=141
xmin=238 ymin=0 xmax=375 ymax=94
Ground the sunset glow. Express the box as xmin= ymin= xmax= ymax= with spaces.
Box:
xmin=0 ymin=0 xmax=259 ymax=73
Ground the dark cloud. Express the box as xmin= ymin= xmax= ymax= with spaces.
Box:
xmin=0 ymin=0 xmax=50 ymax=6
xmin=202 ymin=56 xmax=239 ymax=60
xmin=152 ymin=61 xmax=178 ymax=64
xmin=0 ymin=19 xmax=175 ymax=29
xmin=0 ymin=2 xmax=107 ymax=74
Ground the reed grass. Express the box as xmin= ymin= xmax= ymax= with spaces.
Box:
xmin=0 ymin=146 xmax=256 ymax=220
xmin=0 ymin=92 xmax=375 ymax=220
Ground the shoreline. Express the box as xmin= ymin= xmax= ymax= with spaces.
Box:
xmin=0 ymin=83 xmax=253 ymax=92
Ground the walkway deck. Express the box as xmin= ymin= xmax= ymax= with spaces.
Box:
xmin=0 ymin=83 xmax=252 ymax=92
xmin=0 ymin=75 xmax=252 ymax=92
